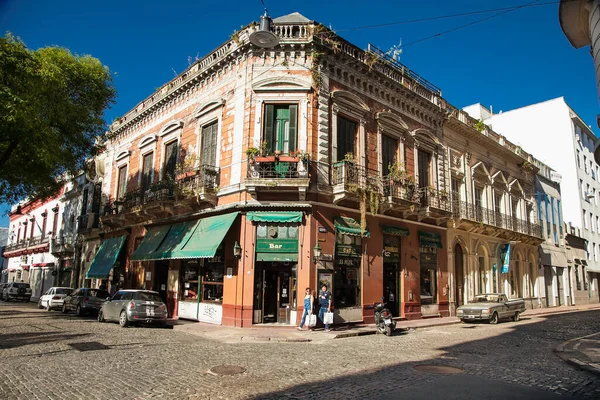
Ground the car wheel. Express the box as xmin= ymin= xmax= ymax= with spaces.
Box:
xmin=119 ymin=311 xmax=129 ymax=328
xmin=97 ymin=310 xmax=105 ymax=323
xmin=512 ymin=312 xmax=520 ymax=322
xmin=75 ymin=305 xmax=83 ymax=317
xmin=489 ymin=312 xmax=499 ymax=325
xmin=62 ymin=303 xmax=67 ymax=313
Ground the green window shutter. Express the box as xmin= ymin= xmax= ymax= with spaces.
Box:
xmin=264 ymin=104 xmax=275 ymax=153
xmin=164 ymin=141 xmax=177 ymax=179
xmin=288 ymin=104 xmax=297 ymax=154
xmin=142 ymin=152 xmax=154 ymax=190
xmin=202 ymin=121 xmax=218 ymax=167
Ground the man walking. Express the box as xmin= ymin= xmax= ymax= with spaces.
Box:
xmin=318 ymin=284 xmax=332 ymax=331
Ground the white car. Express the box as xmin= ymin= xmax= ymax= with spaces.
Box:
xmin=38 ymin=287 xmax=74 ymax=311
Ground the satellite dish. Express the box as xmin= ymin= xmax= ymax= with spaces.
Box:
xmin=249 ymin=11 xmax=279 ymax=48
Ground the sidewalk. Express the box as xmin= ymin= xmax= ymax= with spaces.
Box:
xmin=172 ymin=302 xmax=600 ymax=346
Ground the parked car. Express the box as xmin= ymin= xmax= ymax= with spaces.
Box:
xmin=0 ymin=283 xmax=9 ymax=300
xmin=62 ymin=288 xmax=110 ymax=316
xmin=2 ymin=282 xmax=32 ymax=302
xmin=38 ymin=287 xmax=74 ymax=311
xmin=98 ymin=290 xmax=167 ymax=328
xmin=456 ymin=293 xmax=526 ymax=324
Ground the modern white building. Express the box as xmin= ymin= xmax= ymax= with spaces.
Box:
xmin=559 ymin=0 xmax=600 ymax=163
xmin=463 ymin=98 xmax=600 ymax=283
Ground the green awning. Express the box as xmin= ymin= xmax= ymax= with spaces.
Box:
xmin=130 ymin=225 xmax=171 ymax=261
xmin=247 ymin=211 xmax=303 ymax=223
xmin=419 ymin=231 xmax=443 ymax=248
xmin=381 ymin=225 xmax=410 ymax=237
xmin=161 ymin=212 xmax=240 ymax=259
xmin=256 ymin=252 xmax=298 ymax=262
xmin=334 ymin=216 xmax=370 ymax=237
xmin=151 ymin=221 xmax=198 ymax=260
xmin=86 ymin=236 xmax=127 ymax=279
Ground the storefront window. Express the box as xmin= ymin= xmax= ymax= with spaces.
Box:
xmin=182 ymin=260 xmax=200 ymax=300
xmin=334 ymin=232 xmax=362 ymax=308
xmin=202 ymin=261 xmax=223 ymax=302
xmin=420 ymin=247 xmax=437 ymax=304
xmin=334 ymin=260 xmax=360 ymax=308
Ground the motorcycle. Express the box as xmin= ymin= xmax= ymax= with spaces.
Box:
xmin=374 ymin=297 xmax=396 ymax=336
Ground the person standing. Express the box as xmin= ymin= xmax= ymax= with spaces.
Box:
xmin=318 ymin=284 xmax=332 ymax=332
xmin=297 ymin=287 xmax=314 ymax=330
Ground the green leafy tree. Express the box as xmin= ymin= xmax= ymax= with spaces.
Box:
xmin=0 ymin=33 xmax=116 ymax=203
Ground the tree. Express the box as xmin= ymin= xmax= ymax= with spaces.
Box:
xmin=0 ymin=33 xmax=116 ymax=204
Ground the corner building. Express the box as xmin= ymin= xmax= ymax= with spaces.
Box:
xmin=90 ymin=12 xmax=541 ymax=326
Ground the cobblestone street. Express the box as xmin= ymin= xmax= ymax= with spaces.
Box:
xmin=1 ymin=301 xmax=599 ymax=399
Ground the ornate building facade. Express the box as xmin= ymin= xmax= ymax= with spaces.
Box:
xmin=86 ymin=12 xmax=542 ymax=327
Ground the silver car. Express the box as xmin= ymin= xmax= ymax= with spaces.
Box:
xmin=98 ymin=290 xmax=168 ymax=328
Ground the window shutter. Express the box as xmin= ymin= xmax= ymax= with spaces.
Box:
xmin=264 ymin=104 xmax=275 ymax=153
xmin=164 ymin=142 xmax=177 ymax=179
xmin=201 ymin=122 xmax=218 ymax=167
xmin=288 ymin=104 xmax=297 ymax=153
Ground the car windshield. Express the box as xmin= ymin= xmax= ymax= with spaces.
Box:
xmin=134 ymin=292 xmax=163 ymax=302
xmin=90 ymin=290 xmax=109 ymax=298
xmin=13 ymin=283 xmax=30 ymax=288
xmin=472 ymin=295 xmax=499 ymax=303
xmin=55 ymin=288 xmax=73 ymax=295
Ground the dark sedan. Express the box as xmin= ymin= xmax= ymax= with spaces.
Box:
xmin=62 ymin=288 xmax=110 ymax=316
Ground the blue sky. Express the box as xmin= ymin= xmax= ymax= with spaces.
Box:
xmin=1 ymin=0 xmax=598 ymax=227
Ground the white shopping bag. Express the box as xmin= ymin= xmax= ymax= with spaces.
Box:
xmin=308 ymin=314 xmax=317 ymax=327
xmin=324 ymin=311 xmax=334 ymax=325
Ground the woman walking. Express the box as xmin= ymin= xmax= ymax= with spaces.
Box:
xmin=297 ymin=287 xmax=314 ymax=330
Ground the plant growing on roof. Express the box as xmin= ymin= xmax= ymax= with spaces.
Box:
xmin=474 ymin=119 xmax=486 ymax=132
xmin=364 ymin=52 xmax=380 ymax=72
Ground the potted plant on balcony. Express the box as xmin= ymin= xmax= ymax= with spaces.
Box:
xmin=439 ymin=189 xmax=449 ymax=201
xmin=246 ymin=147 xmax=259 ymax=164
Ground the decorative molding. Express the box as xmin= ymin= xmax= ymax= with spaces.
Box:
xmin=159 ymin=121 xmax=183 ymax=137
xmin=138 ymin=134 xmax=157 ymax=149
xmin=252 ymin=76 xmax=311 ymax=92
xmin=194 ymin=98 xmax=225 ymax=119
xmin=115 ymin=151 xmax=131 ymax=162
xmin=331 ymin=90 xmax=370 ymax=113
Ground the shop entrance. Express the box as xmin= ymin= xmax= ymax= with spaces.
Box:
xmin=383 ymin=262 xmax=400 ymax=317
xmin=154 ymin=261 xmax=169 ymax=304
xmin=253 ymin=262 xmax=296 ymax=324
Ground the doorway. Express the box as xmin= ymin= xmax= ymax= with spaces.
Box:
xmin=253 ymin=262 xmax=295 ymax=324
xmin=557 ymin=267 xmax=564 ymax=306
xmin=454 ymin=243 xmax=465 ymax=306
xmin=383 ymin=262 xmax=400 ymax=317
xmin=154 ymin=261 xmax=169 ymax=304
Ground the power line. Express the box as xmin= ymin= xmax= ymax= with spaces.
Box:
xmin=400 ymin=0 xmax=543 ymax=48
xmin=337 ymin=0 xmax=567 ymax=33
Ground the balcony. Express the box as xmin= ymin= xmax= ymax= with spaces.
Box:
xmin=51 ymin=236 xmax=75 ymax=256
xmin=99 ymin=201 xmax=124 ymax=229
xmin=3 ymin=236 xmax=50 ymax=257
xmin=418 ymin=188 xmax=453 ymax=223
xmin=452 ymin=200 xmax=542 ymax=241
xmin=246 ymin=156 xmax=310 ymax=200
xmin=77 ymin=213 xmax=99 ymax=233
xmin=380 ymin=178 xmax=421 ymax=217
xmin=332 ymin=161 xmax=382 ymax=205
xmin=175 ymin=164 xmax=219 ymax=209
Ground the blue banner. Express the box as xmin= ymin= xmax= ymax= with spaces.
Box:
xmin=500 ymin=244 xmax=511 ymax=274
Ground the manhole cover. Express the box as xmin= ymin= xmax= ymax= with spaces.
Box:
xmin=69 ymin=342 xmax=110 ymax=352
xmin=413 ymin=365 xmax=463 ymax=374
xmin=209 ymin=365 xmax=246 ymax=376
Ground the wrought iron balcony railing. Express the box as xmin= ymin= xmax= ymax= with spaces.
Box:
xmin=247 ymin=157 xmax=306 ymax=179
xmin=452 ymin=200 xmax=542 ymax=238
xmin=120 ymin=165 xmax=220 ymax=211
xmin=332 ymin=161 xmax=381 ymax=189
xmin=419 ymin=188 xmax=452 ymax=212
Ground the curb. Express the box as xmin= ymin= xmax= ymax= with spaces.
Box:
xmin=555 ymin=332 xmax=600 ymax=377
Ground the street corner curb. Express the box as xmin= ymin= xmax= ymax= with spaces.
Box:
xmin=333 ymin=330 xmax=377 ymax=339
xmin=271 ymin=338 xmax=312 ymax=343
xmin=565 ymin=358 xmax=600 ymax=377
